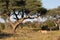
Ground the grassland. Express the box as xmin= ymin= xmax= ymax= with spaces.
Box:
xmin=0 ymin=27 xmax=60 ymax=40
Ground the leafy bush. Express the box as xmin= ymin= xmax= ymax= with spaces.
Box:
xmin=30 ymin=22 xmax=41 ymax=31
xmin=19 ymin=20 xmax=55 ymax=31
xmin=0 ymin=23 xmax=5 ymax=30
xmin=22 ymin=22 xmax=41 ymax=31
xmin=41 ymin=20 xmax=55 ymax=31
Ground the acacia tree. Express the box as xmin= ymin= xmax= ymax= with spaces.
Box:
xmin=37 ymin=7 xmax=47 ymax=16
xmin=0 ymin=0 xmax=42 ymax=32
xmin=46 ymin=6 xmax=60 ymax=16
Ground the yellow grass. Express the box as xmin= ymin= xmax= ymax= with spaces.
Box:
xmin=0 ymin=28 xmax=60 ymax=40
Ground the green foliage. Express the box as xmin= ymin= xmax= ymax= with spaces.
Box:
xmin=45 ymin=20 xmax=55 ymax=28
xmin=0 ymin=0 xmax=42 ymax=21
xmin=22 ymin=22 xmax=41 ymax=31
xmin=20 ymin=20 xmax=55 ymax=31
xmin=25 ymin=0 xmax=42 ymax=13
xmin=0 ymin=23 xmax=5 ymax=30
xmin=41 ymin=20 xmax=55 ymax=30
xmin=24 ymin=22 xmax=41 ymax=28
xmin=31 ymin=22 xmax=41 ymax=31
xmin=0 ymin=0 xmax=42 ymax=13
xmin=46 ymin=6 xmax=60 ymax=16
xmin=37 ymin=7 xmax=47 ymax=16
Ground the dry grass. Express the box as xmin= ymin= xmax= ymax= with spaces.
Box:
xmin=0 ymin=27 xmax=60 ymax=40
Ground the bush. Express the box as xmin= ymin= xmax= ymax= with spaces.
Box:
xmin=19 ymin=20 xmax=55 ymax=31
xmin=23 ymin=22 xmax=41 ymax=31
xmin=30 ymin=22 xmax=41 ymax=31
xmin=0 ymin=23 xmax=5 ymax=30
xmin=41 ymin=20 xmax=55 ymax=31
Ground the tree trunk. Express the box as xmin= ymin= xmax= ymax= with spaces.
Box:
xmin=2 ymin=13 xmax=24 ymax=33
xmin=1 ymin=11 xmax=24 ymax=33
xmin=8 ymin=18 xmax=24 ymax=32
xmin=2 ymin=11 xmax=39 ymax=33
xmin=21 ymin=9 xmax=24 ymax=18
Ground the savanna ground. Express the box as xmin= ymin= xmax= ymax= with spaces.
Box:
xmin=0 ymin=27 xmax=60 ymax=40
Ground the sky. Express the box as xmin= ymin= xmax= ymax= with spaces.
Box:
xmin=41 ymin=0 xmax=60 ymax=9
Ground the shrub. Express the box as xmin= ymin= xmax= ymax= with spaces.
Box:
xmin=0 ymin=23 xmax=5 ymax=30
xmin=42 ymin=20 xmax=55 ymax=31
xmin=23 ymin=22 xmax=41 ymax=31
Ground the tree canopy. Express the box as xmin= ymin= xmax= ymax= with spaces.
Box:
xmin=0 ymin=0 xmax=42 ymax=19
xmin=46 ymin=6 xmax=60 ymax=16
xmin=0 ymin=0 xmax=42 ymax=32
xmin=0 ymin=0 xmax=42 ymax=13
